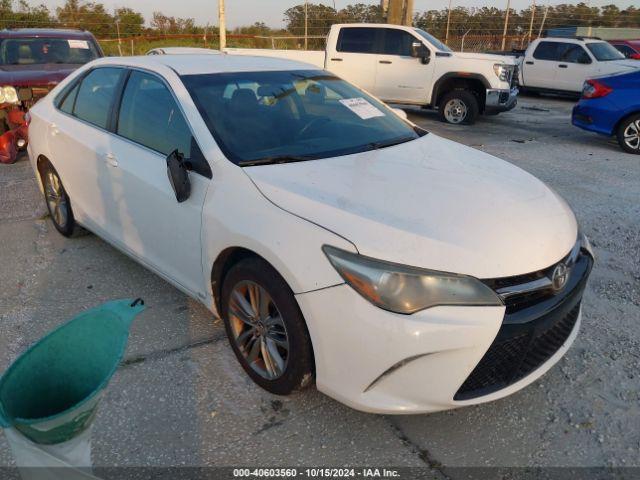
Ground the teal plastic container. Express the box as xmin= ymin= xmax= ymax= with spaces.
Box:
xmin=0 ymin=299 xmax=145 ymax=445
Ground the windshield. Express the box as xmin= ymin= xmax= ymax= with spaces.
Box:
xmin=586 ymin=42 xmax=625 ymax=61
xmin=413 ymin=28 xmax=452 ymax=52
xmin=0 ymin=38 xmax=100 ymax=66
xmin=182 ymin=70 xmax=423 ymax=165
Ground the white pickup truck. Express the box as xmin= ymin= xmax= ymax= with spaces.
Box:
xmin=226 ymin=23 xmax=519 ymax=124
xmin=517 ymin=36 xmax=639 ymax=95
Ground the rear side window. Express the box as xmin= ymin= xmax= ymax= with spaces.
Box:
xmin=614 ymin=44 xmax=635 ymax=58
xmin=116 ymin=70 xmax=210 ymax=177
xmin=73 ymin=68 xmax=122 ymax=129
xmin=59 ymin=82 xmax=79 ymax=114
xmin=381 ymin=29 xmax=415 ymax=56
xmin=533 ymin=42 xmax=565 ymax=61
xmin=337 ymin=28 xmax=378 ymax=54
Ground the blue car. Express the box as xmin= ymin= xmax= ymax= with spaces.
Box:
xmin=572 ymin=69 xmax=640 ymax=154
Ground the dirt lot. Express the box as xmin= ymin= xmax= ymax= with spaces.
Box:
xmin=1 ymin=94 xmax=638 ymax=477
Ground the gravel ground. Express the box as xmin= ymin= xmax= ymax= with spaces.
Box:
xmin=0 ymin=94 xmax=638 ymax=477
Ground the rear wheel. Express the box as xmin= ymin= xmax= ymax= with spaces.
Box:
xmin=438 ymin=90 xmax=479 ymax=125
xmin=41 ymin=162 xmax=79 ymax=237
xmin=616 ymin=114 xmax=640 ymax=155
xmin=220 ymin=257 xmax=314 ymax=395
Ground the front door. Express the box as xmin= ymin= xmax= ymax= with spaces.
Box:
xmin=374 ymin=28 xmax=434 ymax=104
xmin=104 ymin=70 xmax=210 ymax=297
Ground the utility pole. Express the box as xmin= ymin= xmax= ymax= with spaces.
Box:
xmin=387 ymin=0 xmax=412 ymax=26
xmin=445 ymin=0 xmax=452 ymax=44
xmin=538 ymin=4 xmax=549 ymax=37
xmin=527 ymin=0 xmax=536 ymax=43
xmin=402 ymin=0 xmax=414 ymax=26
xmin=501 ymin=0 xmax=511 ymax=51
xmin=304 ymin=0 xmax=308 ymax=50
xmin=218 ymin=0 xmax=226 ymax=50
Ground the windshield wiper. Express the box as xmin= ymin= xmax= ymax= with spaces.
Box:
xmin=367 ymin=135 xmax=416 ymax=150
xmin=238 ymin=154 xmax=317 ymax=167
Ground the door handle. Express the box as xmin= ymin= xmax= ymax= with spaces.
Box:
xmin=330 ymin=57 xmax=343 ymax=62
xmin=558 ymin=64 xmax=568 ymax=68
xmin=50 ymin=123 xmax=59 ymax=136
xmin=103 ymin=153 xmax=118 ymax=167
xmin=379 ymin=60 xmax=392 ymax=64
xmin=525 ymin=61 xmax=534 ymax=65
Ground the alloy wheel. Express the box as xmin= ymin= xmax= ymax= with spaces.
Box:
xmin=228 ymin=281 xmax=290 ymax=380
xmin=444 ymin=98 xmax=468 ymax=124
xmin=44 ymin=170 xmax=68 ymax=229
xmin=623 ymin=120 xmax=640 ymax=150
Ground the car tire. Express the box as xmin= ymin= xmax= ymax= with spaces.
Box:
xmin=41 ymin=162 xmax=81 ymax=237
xmin=220 ymin=257 xmax=315 ymax=395
xmin=438 ymin=90 xmax=479 ymax=125
xmin=616 ymin=114 xmax=640 ymax=155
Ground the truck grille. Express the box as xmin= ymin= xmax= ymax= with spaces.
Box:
xmin=454 ymin=250 xmax=592 ymax=401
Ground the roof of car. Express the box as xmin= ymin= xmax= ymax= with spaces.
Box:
xmin=0 ymin=28 xmax=96 ymax=39
xmin=91 ymin=53 xmax=321 ymax=75
xmin=540 ymin=36 xmax=606 ymax=43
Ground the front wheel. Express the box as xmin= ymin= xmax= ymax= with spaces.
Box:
xmin=220 ymin=257 xmax=315 ymax=395
xmin=438 ymin=90 xmax=479 ymax=125
xmin=616 ymin=114 xmax=640 ymax=155
xmin=41 ymin=162 xmax=79 ymax=237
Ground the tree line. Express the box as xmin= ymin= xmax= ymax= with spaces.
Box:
xmin=0 ymin=0 xmax=638 ymax=41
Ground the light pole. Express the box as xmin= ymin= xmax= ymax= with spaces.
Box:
xmin=445 ymin=0 xmax=452 ymax=44
xmin=218 ymin=0 xmax=226 ymax=50
xmin=304 ymin=0 xmax=308 ymax=50
xmin=527 ymin=0 xmax=536 ymax=43
xmin=501 ymin=0 xmax=511 ymax=51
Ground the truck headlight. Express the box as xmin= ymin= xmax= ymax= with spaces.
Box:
xmin=493 ymin=64 xmax=511 ymax=83
xmin=0 ymin=86 xmax=19 ymax=105
xmin=323 ymin=246 xmax=503 ymax=314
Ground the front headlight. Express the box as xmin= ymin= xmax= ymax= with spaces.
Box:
xmin=1 ymin=86 xmax=19 ymax=104
xmin=323 ymin=246 xmax=503 ymax=314
xmin=493 ymin=64 xmax=511 ymax=83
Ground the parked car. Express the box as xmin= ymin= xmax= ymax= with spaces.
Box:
xmin=517 ymin=36 xmax=639 ymax=96
xmin=146 ymin=47 xmax=220 ymax=55
xmin=572 ymin=69 xmax=640 ymax=154
xmin=0 ymin=28 xmax=102 ymax=164
xmin=608 ymin=39 xmax=640 ymax=60
xmin=27 ymin=54 xmax=593 ymax=414
xmin=226 ymin=23 xmax=519 ymax=125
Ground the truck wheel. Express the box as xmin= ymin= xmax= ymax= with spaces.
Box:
xmin=439 ymin=90 xmax=479 ymax=125
xmin=616 ymin=114 xmax=640 ymax=155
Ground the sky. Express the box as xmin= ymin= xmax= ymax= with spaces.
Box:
xmin=45 ymin=0 xmax=638 ymax=29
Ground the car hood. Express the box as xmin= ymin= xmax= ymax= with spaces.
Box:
xmin=244 ymin=134 xmax=578 ymax=279
xmin=599 ymin=59 xmax=640 ymax=72
xmin=0 ymin=64 xmax=79 ymax=86
xmin=451 ymin=51 xmax=518 ymax=65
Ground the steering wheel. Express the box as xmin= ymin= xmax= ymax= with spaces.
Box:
xmin=297 ymin=117 xmax=330 ymax=139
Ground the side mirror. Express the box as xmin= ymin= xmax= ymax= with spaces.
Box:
xmin=166 ymin=150 xmax=191 ymax=203
xmin=411 ymin=42 xmax=431 ymax=64
xmin=392 ymin=107 xmax=408 ymax=120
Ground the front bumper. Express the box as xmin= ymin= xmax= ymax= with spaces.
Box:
xmin=485 ymin=87 xmax=518 ymax=114
xmin=296 ymin=251 xmax=592 ymax=414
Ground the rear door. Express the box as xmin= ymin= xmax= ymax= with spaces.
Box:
xmin=373 ymin=28 xmax=434 ymax=103
xmin=48 ymin=67 xmax=125 ymax=232
xmin=325 ymin=27 xmax=378 ymax=92
xmin=523 ymin=41 xmax=563 ymax=89
xmin=104 ymin=69 xmax=210 ymax=297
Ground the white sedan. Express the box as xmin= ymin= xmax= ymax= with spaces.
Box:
xmin=26 ymin=54 xmax=593 ymax=414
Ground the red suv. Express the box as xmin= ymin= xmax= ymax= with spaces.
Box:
xmin=0 ymin=28 xmax=102 ymax=164
xmin=608 ymin=40 xmax=640 ymax=60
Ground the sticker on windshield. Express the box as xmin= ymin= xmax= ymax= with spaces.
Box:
xmin=68 ymin=40 xmax=90 ymax=49
xmin=339 ymin=97 xmax=385 ymax=120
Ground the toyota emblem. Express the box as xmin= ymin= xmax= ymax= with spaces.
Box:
xmin=551 ymin=262 xmax=569 ymax=291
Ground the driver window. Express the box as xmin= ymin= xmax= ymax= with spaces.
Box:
xmin=381 ymin=29 xmax=416 ymax=56
xmin=562 ymin=45 xmax=591 ymax=64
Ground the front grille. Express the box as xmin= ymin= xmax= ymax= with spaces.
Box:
xmin=454 ymin=250 xmax=592 ymax=401
xmin=455 ymin=303 xmax=580 ymax=400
